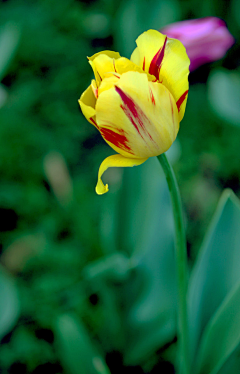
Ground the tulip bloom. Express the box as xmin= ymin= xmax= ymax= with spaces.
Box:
xmin=79 ymin=30 xmax=190 ymax=194
xmin=161 ymin=17 xmax=234 ymax=71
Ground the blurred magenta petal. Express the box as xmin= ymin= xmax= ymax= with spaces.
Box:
xmin=161 ymin=17 xmax=235 ymax=71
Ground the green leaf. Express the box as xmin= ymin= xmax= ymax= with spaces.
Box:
xmin=196 ymin=280 xmax=240 ymax=374
xmin=208 ymin=69 xmax=240 ymax=126
xmin=54 ymin=314 xmax=110 ymax=374
xmin=216 ymin=342 xmax=240 ymax=374
xmin=188 ymin=190 xmax=240 ymax=368
xmin=0 ymin=23 xmax=21 ymax=82
xmin=119 ymin=158 xmax=178 ymax=364
xmin=0 ymin=266 xmax=19 ymax=340
xmin=95 ymin=158 xmax=178 ymax=365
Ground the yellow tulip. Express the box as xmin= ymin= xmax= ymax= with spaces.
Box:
xmin=79 ymin=30 xmax=190 ymax=194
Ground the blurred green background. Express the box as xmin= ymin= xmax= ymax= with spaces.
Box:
xmin=0 ymin=0 xmax=239 ymax=373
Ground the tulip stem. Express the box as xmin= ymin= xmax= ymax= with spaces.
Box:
xmin=157 ymin=153 xmax=189 ymax=374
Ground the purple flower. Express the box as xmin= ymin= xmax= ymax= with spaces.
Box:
xmin=161 ymin=17 xmax=235 ymax=71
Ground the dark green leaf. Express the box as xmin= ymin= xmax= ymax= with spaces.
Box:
xmin=119 ymin=158 xmax=178 ymax=365
xmin=188 ymin=190 xmax=240 ymax=368
xmin=196 ymin=280 xmax=240 ymax=374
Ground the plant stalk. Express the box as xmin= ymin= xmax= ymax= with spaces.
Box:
xmin=157 ymin=153 xmax=189 ymax=374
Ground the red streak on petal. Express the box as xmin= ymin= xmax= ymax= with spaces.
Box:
xmin=115 ymin=86 xmax=152 ymax=138
xmin=90 ymin=117 xmax=99 ymax=128
xmin=149 ymin=36 xmax=167 ymax=80
xmin=92 ymin=86 xmax=98 ymax=99
xmin=120 ymin=104 xmax=140 ymax=135
xmin=142 ymin=56 xmax=145 ymax=70
xmin=149 ymin=88 xmax=155 ymax=105
xmin=113 ymin=59 xmax=117 ymax=73
xmin=100 ymin=127 xmax=133 ymax=154
xmin=176 ymin=90 xmax=188 ymax=112
xmin=97 ymin=70 xmax=102 ymax=81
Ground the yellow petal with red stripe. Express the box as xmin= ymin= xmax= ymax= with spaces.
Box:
xmin=96 ymin=154 xmax=147 ymax=195
xmin=96 ymin=71 xmax=179 ymax=159
xmin=131 ymin=29 xmax=190 ymax=121
xmin=91 ymin=79 xmax=98 ymax=98
xmin=78 ymin=85 xmax=98 ymax=128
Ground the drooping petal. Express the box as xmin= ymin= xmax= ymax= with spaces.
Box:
xmin=78 ymin=85 xmax=98 ymax=128
xmin=131 ymin=29 xmax=190 ymax=121
xmin=96 ymin=71 xmax=179 ymax=159
xmin=96 ymin=154 xmax=147 ymax=195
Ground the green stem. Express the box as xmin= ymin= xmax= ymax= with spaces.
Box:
xmin=157 ymin=153 xmax=189 ymax=374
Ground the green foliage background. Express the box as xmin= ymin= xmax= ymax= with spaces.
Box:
xmin=0 ymin=0 xmax=239 ymax=373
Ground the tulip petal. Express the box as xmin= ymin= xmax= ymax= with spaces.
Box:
xmin=96 ymin=71 xmax=179 ymax=159
xmin=91 ymin=79 xmax=98 ymax=98
xmin=88 ymin=50 xmax=121 ymax=62
xmin=89 ymin=54 xmax=148 ymax=87
xmin=131 ymin=29 xmax=190 ymax=121
xmin=114 ymin=57 xmax=144 ymax=75
xmin=78 ymin=85 xmax=98 ymax=128
xmin=98 ymin=75 xmax=120 ymax=96
xmin=90 ymin=54 xmax=117 ymax=85
xmin=89 ymin=53 xmax=121 ymax=87
xmin=96 ymin=154 xmax=147 ymax=195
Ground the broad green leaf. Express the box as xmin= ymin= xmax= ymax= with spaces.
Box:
xmin=188 ymin=190 xmax=240 ymax=368
xmin=196 ymin=280 xmax=240 ymax=374
xmin=208 ymin=69 xmax=240 ymax=126
xmin=119 ymin=158 xmax=177 ymax=365
xmin=96 ymin=155 xmax=182 ymax=364
xmin=96 ymin=157 xmax=178 ymax=365
xmin=0 ymin=23 xmax=20 ymax=82
xmin=216 ymin=342 xmax=240 ymax=374
xmin=116 ymin=156 xmax=178 ymax=257
xmin=0 ymin=266 xmax=19 ymax=340
xmin=54 ymin=314 xmax=110 ymax=374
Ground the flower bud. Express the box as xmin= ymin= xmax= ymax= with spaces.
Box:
xmin=79 ymin=30 xmax=190 ymax=194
